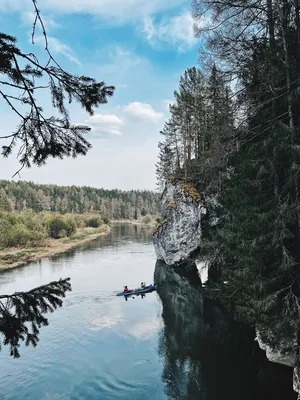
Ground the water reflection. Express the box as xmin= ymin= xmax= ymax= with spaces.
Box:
xmin=0 ymin=223 xmax=165 ymax=400
xmin=155 ymin=260 xmax=297 ymax=400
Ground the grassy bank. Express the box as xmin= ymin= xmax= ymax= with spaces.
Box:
xmin=0 ymin=225 xmax=110 ymax=271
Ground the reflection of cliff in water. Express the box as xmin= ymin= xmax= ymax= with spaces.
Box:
xmin=155 ymin=261 xmax=296 ymax=400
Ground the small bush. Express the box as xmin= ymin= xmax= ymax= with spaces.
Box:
xmin=64 ymin=218 xmax=77 ymax=236
xmin=86 ymin=216 xmax=102 ymax=228
xmin=72 ymin=214 xmax=86 ymax=228
xmin=102 ymin=215 xmax=110 ymax=225
xmin=4 ymin=224 xmax=45 ymax=247
xmin=0 ymin=212 xmax=46 ymax=248
xmin=46 ymin=215 xmax=77 ymax=239
xmin=0 ymin=210 xmax=108 ymax=249
xmin=143 ymin=216 xmax=152 ymax=225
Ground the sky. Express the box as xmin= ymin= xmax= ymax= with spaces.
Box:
xmin=0 ymin=0 xmax=200 ymax=190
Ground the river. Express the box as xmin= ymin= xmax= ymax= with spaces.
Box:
xmin=0 ymin=223 xmax=297 ymax=399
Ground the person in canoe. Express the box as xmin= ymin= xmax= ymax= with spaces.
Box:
xmin=124 ymin=286 xmax=130 ymax=293
xmin=141 ymin=282 xmax=146 ymax=289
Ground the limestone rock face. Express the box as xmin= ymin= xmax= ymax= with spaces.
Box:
xmin=153 ymin=182 xmax=204 ymax=266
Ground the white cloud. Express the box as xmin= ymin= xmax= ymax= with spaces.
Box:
xmin=123 ymin=102 xmax=164 ymax=124
xmin=87 ymin=114 xmax=124 ymax=136
xmin=35 ymin=35 xmax=80 ymax=65
xmin=0 ymin=0 xmax=186 ymax=23
xmin=142 ymin=11 xmax=196 ymax=53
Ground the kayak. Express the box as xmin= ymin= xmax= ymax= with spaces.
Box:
xmin=116 ymin=284 xmax=156 ymax=297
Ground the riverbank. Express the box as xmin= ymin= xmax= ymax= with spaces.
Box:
xmin=111 ymin=219 xmax=156 ymax=227
xmin=0 ymin=225 xmax=110 ymax=271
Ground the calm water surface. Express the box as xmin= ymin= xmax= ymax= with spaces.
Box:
xmin=0 ymin=224 xmax=164 ymax=400
xmin=0 ymin=223 xmax=296 ymax=400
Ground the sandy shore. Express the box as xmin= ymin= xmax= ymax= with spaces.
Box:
xmin=0 ymin=225 xmax=111 ymax=272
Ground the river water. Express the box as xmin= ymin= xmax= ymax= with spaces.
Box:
xmin=0 ymin=224 xmax=297 ymax=399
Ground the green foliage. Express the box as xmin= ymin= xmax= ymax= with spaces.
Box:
xmin=156 ymin=66 xmax=235 ymax=193
xmin=64 ymin=218 xmax=77 ymax=237
xmin=187 ymin=0 xmax=300 ymax=348
xmin=143 ymin=215 xmax=152 ymax=224
xmin=5 ymin=224 xmax=44 ymax=248
xmin=46 ymin=215 xmax=77 ymax=239
xmin=182 ymin=184 xmax=201 ymax=202
xmin=0 ymin=212 xmax=46 ymax=248
xmin=0 ymin=211 xmax=107 ymax=249
xmin=154 ymin=0 xmax=300 ymax=349
xmin=0 ymin=278 xmax=71 ymax=358
xmin=0 ymin=0 xmax=114 ymax=170
xmin=0 ymin=189 xmax=11 ymax=212
xmin=85 ymin=215 xmax=102 ymax=228
xmin=0 ymin=180 xmax=159 ymax=219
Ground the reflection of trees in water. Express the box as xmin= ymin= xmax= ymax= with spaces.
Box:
xmin=156 ymin=261 xmax=206 ymax=399
xmin=155 ymin=261 xmax=297 ymax=400
xmin=110 ymin=223 xmax=154 ymax=243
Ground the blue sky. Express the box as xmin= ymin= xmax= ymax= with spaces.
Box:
xmin=0 ymin=0 xmax=199 ymax=190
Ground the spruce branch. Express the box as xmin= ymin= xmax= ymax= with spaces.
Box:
xmin=0 ymin=0 xmax=115 ymax=174
xmin=0 ymin=278 xmax=71 ymax=358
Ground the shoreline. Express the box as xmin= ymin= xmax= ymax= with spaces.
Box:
xmin=111 ymin=219 xmax=156 ymax=227
xmin=0 ymin=225 xmax=111 ymax=272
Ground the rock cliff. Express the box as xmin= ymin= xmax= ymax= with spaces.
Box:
xmin=154 ymin=180 xmax=299 ymax=396
xmin=153 ymin=182 xmax=205 ymax=265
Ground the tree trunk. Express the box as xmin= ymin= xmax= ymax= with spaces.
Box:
xmin=295 ymin=0 xmax=300 ymax=69
xmin=280 ymin=0 xmax=294 ymax=130
xmin=267 ymin=0 xmax=275 ymax=48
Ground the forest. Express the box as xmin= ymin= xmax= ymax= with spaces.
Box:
xmin=0 ymin=180 xmax=159 ymax=221
xmin=156 ymin=0 xmax=300 ymax=348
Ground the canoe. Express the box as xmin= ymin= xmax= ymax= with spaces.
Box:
xmin=116 ymin=285 xmax=156 ymax=297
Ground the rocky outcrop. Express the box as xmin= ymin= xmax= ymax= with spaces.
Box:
xmin=153 ymin=182 xmax=205 ymax=265
xmin=255 ymin=330 xmax=300 ymax=396
xmin=255 ymin=331 xmax=297 ymax=368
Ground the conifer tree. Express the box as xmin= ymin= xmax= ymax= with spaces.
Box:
xmin=0 ymin=188 xmax=12 ymax=212
xmin=0 ymin=0 xmax=114 ymax=175
xmin=156 ymin=66 xmax=235 ymax=192
xmin=191 ymin=0 xmax=300 ymax=349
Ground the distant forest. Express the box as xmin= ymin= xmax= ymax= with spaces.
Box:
xmin=0 ymin=181 xmax=159 ymax=220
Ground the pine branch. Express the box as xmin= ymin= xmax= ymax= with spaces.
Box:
xmin=0 ymin=0 xmax=115 ymax=174
xmin=0 ymin=278 xmax=71 ymax=358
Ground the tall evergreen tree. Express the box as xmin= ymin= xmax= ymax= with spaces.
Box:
xmin=0 ymin=188 xmax=12 ymax=212
xmin=156 ymin=66 xmax=235 ymax=193
xmin=191 ymin=0 xmax=300 ymax=348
